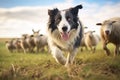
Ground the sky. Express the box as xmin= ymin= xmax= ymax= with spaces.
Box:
xmin=0 ymin=0 xmax=120 ymax=38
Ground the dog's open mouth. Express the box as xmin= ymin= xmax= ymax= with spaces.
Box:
xmin=60 ymin=32 xmax=69 ymax=41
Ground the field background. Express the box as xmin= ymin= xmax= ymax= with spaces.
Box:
xmin=0 ymin=38 xmax=120 ymax=80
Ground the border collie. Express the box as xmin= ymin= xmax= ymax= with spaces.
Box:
xmin=47 ymin=4 xmax=83 ymax=67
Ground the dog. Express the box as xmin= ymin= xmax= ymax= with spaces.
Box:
xmin=47 ymin=4 xmax=83 ymax=67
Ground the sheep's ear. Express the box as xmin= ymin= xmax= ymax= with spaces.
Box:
xmin=112 ymin=21 xmax=116 ymax=24
xmin=96 ymin=23 xmax=102 ymax=25
xmin=48 ymin=8 xmax=59 ymax=16
xmin=109 ymin=21 xmax=116 ymax=25
xmin=92 ymin=31 xmax=95 ymax=33
xmin=30 ymin=35 xmax=34 ymax=37
xmin=84 ymin=32 xmax=87 ymax=34
xmin=84 ymin=26 xmax=88 ymax=29
xmin=37 ymin=30 xmax=40 ymax=33
xmin=5 ymin=41 xmax=8 ymax=43
xmin=32 ymin=29 xmax=35 ymax=33
xmin=40 ymin=34 xmax=43 ymax=36
xmin=70 ymin=4 xmax=83 ymax=16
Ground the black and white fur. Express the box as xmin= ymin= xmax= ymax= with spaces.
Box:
xmin=47 ymin=5 xmax=83 ymax=67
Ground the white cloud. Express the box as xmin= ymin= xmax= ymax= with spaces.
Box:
xmin=0 ymin=6 xmax=49 ymax=37
xmin=0 ymin=1 xmax=120 ymax=37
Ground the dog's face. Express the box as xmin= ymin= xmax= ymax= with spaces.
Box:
xmin=48 ymin=5 xmax=82 ymax=41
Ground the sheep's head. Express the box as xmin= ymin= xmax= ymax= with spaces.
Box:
xmin=96 ymin=20 xmax=116 ymax=36
xmin=32 ymin=29 xmax=40 ymax=37
xmin=85 ymin=31 xmax=95 ymax=39
xmin=22 ymin=34 xmax=29 ymax=39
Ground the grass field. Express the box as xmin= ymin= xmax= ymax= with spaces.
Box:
xmin=0 ymin=38 xmax=120 ymax=80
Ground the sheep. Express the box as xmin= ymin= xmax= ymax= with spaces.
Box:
xmin=96 ymin=17 xmax=120 ymax=56
xmin=25 ymin=35 xmax=35 ymax=53
xmin=80 ymin=31 xmax=100 ymax=53
xmin=32 ymin=29 xmax=41 ymax=53
xmin=19 ymin=34 xmax=34 ymax=53
xmin=32 ymin=29 xmax=48 ymax=53
xmin=80 ymin=26 xmax=88 ymax=51
xmin=5 ymin=38 xmax=23 ymax=53
xmin=12 ymin=38 xmax=22 ymax=52
xmin=5 ymin=39 xmax=16 ymax=53
xmin=39 ymin=35 xmax=48 ymax=52
xmin=80 ymin=35 xmax=88 ymax=51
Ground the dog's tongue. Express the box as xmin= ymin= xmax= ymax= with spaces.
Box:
xmin=61 ymin=33 xmax=69 ymax=41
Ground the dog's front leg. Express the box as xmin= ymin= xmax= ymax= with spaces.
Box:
xmin=65 ymin=48 xmax=78 ymax=67
xmin=51 ymin=46 xmax=66 ymax=65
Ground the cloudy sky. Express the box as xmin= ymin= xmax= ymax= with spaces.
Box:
xmin=0 ymin=0 xmax=120 ymax=38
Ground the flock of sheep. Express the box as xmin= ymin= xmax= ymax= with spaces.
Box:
xmin=5 ymin=17 xmax=120 ymax=56
xmin=5 ymin=29 xmax=100 ymax=54
xmin=5 ymin=29 xmax=48 ymax=53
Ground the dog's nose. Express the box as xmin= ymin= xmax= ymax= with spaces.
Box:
xmin=62 ymin=26 xmax=68 ymax=32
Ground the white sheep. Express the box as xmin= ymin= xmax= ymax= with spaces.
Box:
xmin=96 ymin=17 xmax=120 ymax=56
xmin=5 ymin=39 xmax=16 ymax=53
xmin=32 ymin=29 xmax=48 ymax=53
xmin=81 ymin=31 xmax=100 ymax=53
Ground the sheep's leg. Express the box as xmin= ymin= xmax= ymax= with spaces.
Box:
xmin=51 ymin=46 xmax=66 ymax=65
xmin=20 ymin=43 xmax=26 ymax=53
xmin=28 ymin=47 xmax=31 ymax=53
xmin=29 ymin=47 xmax=32 ymax=53
xmin=36 ymin=46 xmax=39 ymax=53
xmin=40 ymin=47 xmax=45 ymax=52
xmin=16 ymin=47 xmax=19 ymax=52
xmin=103 ymin=42 xmax=110 ymax=56
xmin=93 ymin=47 xmax=96 ymax=53
xmin=23 ymin=49 xmax=26 ymax=53
xmin=85 ymin=46 xmax=88 ymax=51
xmin=21 ymin=46 xmax=26 ymax=53
xmin=114 ymin=45 xmax=119 ymax=56
xmin=81 ymin=47 xmax=83 ymax=52
xmin=65 ymin=49 xmax=78 ymax=67
xmin=89 ymin=46 xmax=93 ymax=53
xmin=30 ymin=46 xmax=34 ymax=53
xmin=31 ymin=46 xmax=35 ymax=53
xmin=10 ymin=49 xmax=13 ymax=53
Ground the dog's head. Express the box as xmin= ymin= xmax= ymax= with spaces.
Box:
xmin=48 ymin=5 xmax=83 ymax=41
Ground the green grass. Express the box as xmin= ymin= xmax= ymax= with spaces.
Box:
xmin=0 ymin=38 xmax=120 ymax=80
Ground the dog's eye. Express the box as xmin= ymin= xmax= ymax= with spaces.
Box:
xmin=58 ymin=18 xmax=61 ymax=22
xmin=66 ymin=17 xmax=71 ymax=22
xmin=56 ymin=17 xmax=61 ymax=22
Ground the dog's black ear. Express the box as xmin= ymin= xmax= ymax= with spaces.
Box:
xmin=48 ymin=8 xmax=59 ymax=16
xmin=70 ymin=4 xmax=83 ymax=16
